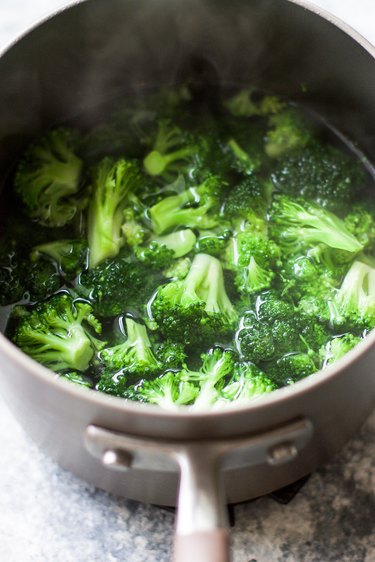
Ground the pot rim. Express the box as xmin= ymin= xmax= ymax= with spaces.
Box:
xmin=0 ymin=0 xmax=374 ymax=423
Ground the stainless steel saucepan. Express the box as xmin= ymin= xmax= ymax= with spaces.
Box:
xmin=0 ymin=1 xmax=374 ymax=561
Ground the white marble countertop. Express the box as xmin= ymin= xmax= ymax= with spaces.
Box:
xmin=1 ymin=1 xmax=375 ymax=561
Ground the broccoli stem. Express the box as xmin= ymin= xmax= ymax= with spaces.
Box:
xmin=182 ymin=253 xmax=236 ymax=321
xmin=144 ymin=147 xmax=196 ymax=177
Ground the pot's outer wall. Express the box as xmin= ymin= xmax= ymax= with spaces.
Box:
xmin=0 ymin=0 xmax=374 ymax=505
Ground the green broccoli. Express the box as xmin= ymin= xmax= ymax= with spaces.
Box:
xmin=143 ymin=119 xmax=198 ymax=181
xmin=225 ymin=89 xmax=285 ymax=117
xmin=149 ymin=175 xmax=223 ymax=234
xmin=181 ymin=347 xmax=236 ymax=409
xmin=134 ymin=229 xmax=197 ymax=267
xmin=265 ymin=108 xmax=313 ymax=158
xmin=270 ymin=143 xmax=366 ymax=211
xmin=14 ymin=128 xmax=84 ymax=227
xmin=220 ymin=361 xmax=277 ymax=404
xmin=344 ymin=202 xmax=375 ymax=251
xmin=270 ymin=195 xmax=363 ymax=254
xmin=194 ymin=224 xmax=232 ymax=257
xmin=127 ymin=371 xmax=198 ymax=409
xmin=0 ymin=239 xmax=61 ymax=305
xmin=236 ymin=292 xmax=326 ymax=363
xmin=78 ymin=255 xmax=162 ymax=317
xmin=320 ymin=333 xmax=362 ymax=367
xmin=87 ymin=157 xmax=141 ymax=268
xmin=331 ymin=260 xmax=375 ymax=330
xmin=225 ymin=230 xmax=281 ymax=294
xmin=151 ymin=253 xmax=237 ymax=345
xmin=265 ymin=352 xmax=317 ymax=387
xmin=162 ymin=257 xmax=192 ymax=280
xmin=32 ymin=239 xmax=88 ymax=278
xmin=223 ymin=176 xmax=273 ymax=234
xmin=12 ymin=293 xmax=104 ymax=372
xmin=100 ymin=317 xmax=160 ymax=375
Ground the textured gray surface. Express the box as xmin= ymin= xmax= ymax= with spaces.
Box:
xmin=1 ymin=1 xmax=375 ymax=561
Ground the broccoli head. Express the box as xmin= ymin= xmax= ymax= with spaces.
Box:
xmin=265 ymin=108 xmax=313 ymax=158
xmin=127 ymin=371 xmax=198 ymax=409
xmin=265 ymin=352 xmax=317 ymax=387
xmin=149 ymin=175 xmax=224 ymax=234
xmin=236 ymin=292 xmax=326 ymax=363
xmin=225 ymin=230 xmax=281 ymax=294
xmin=134 ymin=229 xmax=197 ymax=268
xmin=12 ymin=293 xmax=104 ymax=372
xmin=320 ymin=333 xmax=362 ymax=367
xmin=181 ymin=347 xmax=236 ymax=409
xmin=270 ymin=143 xmax=366 ymax=211
xmin=270 ymin=195 xmax=363 ymax=255
xmin=151 ymin=253 xmax=237 ymax=346
xmin=330 ymin=260 xmax=375 ymax=331
xmin=344 ymin=202 xmax=375 ymax=252
xmin=100 ymin=317 xmax=160 ymax=375
xmin=220 ymin=361 xmax=277 ymax=404
xmin=143 ymin=119 xmax=199 ymax=182
xmin=225 ymin=89 xmax=285 ymax=117
xmin=32 ymin=239 xmax=88 ymax=278
xmin=14 ymin=128 xmax=84 ymax=227
xmin=87 ymin=157 xmax=141 ymax=268
xmin=78 ymin=255 xmax=162 ymax=317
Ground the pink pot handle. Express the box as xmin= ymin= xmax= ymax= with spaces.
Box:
xmin=173 ymin=529 xmax=230 ymax=562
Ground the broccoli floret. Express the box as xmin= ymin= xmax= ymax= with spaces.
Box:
xmin=100 ymin=317 xmax=160 ymax=376
xmin=279 ymin=254 xmax=338 ymax=301
xmin=270 ymin=195 xmax=363 ymax=255
xmin=151 ymin=253 xmax=237 ymax=345
xmin=223 ymin=176 xmax=273 ymax=234
xmin=32 ymin=239 xmax=88 ymax=277
xmin=271 ymin=143 xmax=366 ymax=211
xmin=194 ymin=224 xmax=231 ymax=257
xmin=220 ymin=119 xmax=269 ymax=177
xmin=320 ymin=333 xmax=362 ymax=367
xmin=143 ymin=119 xmax=198 ymax=181
xmin=155 ymin=340 xmax=187 ymax=370
xmin=27 ymin=259 xmax=61 ymax=301
xmin=344 ymin=202 xmax=375 ymax=251
xmin=78 ymin=255 xmax=162 ymax=317
xmin=219 ymin=361 xmax=277 ymax=404
xmin=0 ymin=239 xmax=61 ymax=305
xmin=59 ymin=370 xmax=93 ymax=388
xmin=331 ymin=260 xmax=375 ymax=330
xmin=12 ymin=293 xmax=104 ymax=372
xmin=14 ymin=128 xmax=84 ymax=227
xmin=265 ymin=108 xmax=313 ymax=158
xmin=128 ymin=371 xmax=198 ymax=409
xmin=265 ymin=352 xmax=317 ymax=387
xmin=225 ymin=89 xmax=285 ymax=117
xmin=236 ymin=292 xmax=326 ymax=363
xmin=181 ymin=347 xmax=236 ymax=409
xmin=87 ymin=157 xmax=141 ymax=268
xmin=135 ymin=229 xmax=197 ymax=267
xmin=0 ymin=241 xmax=26 ymax=305
xmin=225 ymin=230 xmax=281 ymax=294
xmin=149 ymin=175 xmax=223 ymax=234
xmin=163 ymin=257 xmax=192 ymax=280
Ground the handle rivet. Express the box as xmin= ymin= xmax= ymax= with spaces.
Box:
xmin=102 ymin=448 xmax=133 ymax=470
xmin=267 ymin=441 xmax=298 ymax=465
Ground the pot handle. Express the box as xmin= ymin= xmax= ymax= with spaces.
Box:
xmin=85 ymin=418 xmax=313 ymax=562
xmin=173 ymin=446 xmax=230 ymax=562
xmin=174 ymin=530 xmax=229 ymax=562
